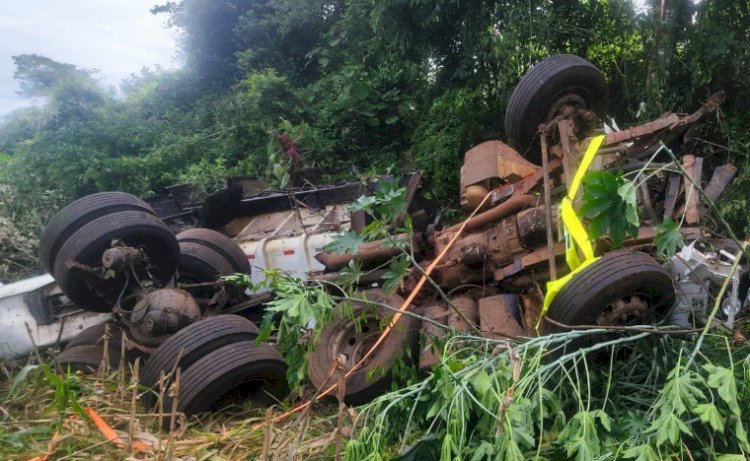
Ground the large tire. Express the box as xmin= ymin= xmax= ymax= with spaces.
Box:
xmin=505 ymin=54 xmax=609 ymax=164
xmin=176 ymin=228 xmax=249 ymax=273
xmin=53 ymin=211 xmax=179 ymax=312
xmin=66 ymin=322 xmax=122 ymax=348
xmin=40 ymin=192 xmax=156 ymax=273
xmin=542 ymin=250 xmax=675 ymax=335
xmin=54 ymin=344 xmax=122 ymax=374
xmin=66 ymin=322 xmax=145 ymax=363
xmin=140 ymin=315 xmax=260 ymax=407
xmin=308 ymin=291 xmax=420 ymax=405
xmin=177 ymin=242 xmax=236 ymax=300
xmin=167 ymin=340 xmax=288 ymax=416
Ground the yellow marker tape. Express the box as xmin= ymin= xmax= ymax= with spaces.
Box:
xmin=542 ymin=255 xmax=600 ymax=314
xmin=539 ymin=135 xmax=606 ymax=327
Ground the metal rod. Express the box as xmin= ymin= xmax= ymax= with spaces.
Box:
xmin=443 ymin=194 xmax=536 ymax=234
xmin=540 ymin=127 xmax=557 ymax=281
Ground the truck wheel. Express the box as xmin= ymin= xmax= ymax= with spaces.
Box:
xmin=66 ymin=322 xmax=146 ymax=363
xmin=167 ymin=340 xmax=288 ymax=416
xmin=505 ymin=54 xmax=608 ymax=164
xmin=140 ymin=315 xmax=260 ymax=408
xmin=40 ymin=192 xmax=156 ymax=273
xmin=542 ymin=250 xmax=675 ymax=335
xmin=54 ymin=344 xmax=121 ymax=374
xmin=177 ymin=228 xmax=250 ymax=273
xmin=67 ymin=322 xmax=123 ymax=349
xmin=53 ymin=211 xmax=179 ymax=312
xmin=177 ymin=242 xmax=236 ymax=300
xmin=308 ymin=291 xmax=419 ymax=405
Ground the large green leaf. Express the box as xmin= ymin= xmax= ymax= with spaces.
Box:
xmin=654 ymin=217 xmax=684 ymax=257
xmin=324 ymin=230 xmax=366 ymax=255
xmin=579 ymin=171 xmax=640 ymax=247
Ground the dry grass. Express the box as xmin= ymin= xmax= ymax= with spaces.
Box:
xmin=0 ymin=352 xmax=346 ymax=461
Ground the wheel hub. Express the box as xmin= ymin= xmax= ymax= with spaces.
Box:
xmin=595 ymin=295 xmax=649 ymax=326
xmin=545 ymin=93 xmax=586 ymax=122
xmin=331 ymin=316 xmax=381 ymax=369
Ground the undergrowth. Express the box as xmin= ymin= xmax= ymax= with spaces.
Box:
xmin=0 ymin=352 xmax=339 ymax=460
xmin=348 ymin=330 xmax=750 ymax=461
xmin=3 ymin=328 xmax=750 ymax=460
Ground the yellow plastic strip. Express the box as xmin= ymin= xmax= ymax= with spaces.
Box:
xmin=568 ymin=135 xmax=605 ymax=200
xmin=542 ymin=255 xmax=600 ymax=314
xmin=538 ymin=135 xmax=606 ymax=327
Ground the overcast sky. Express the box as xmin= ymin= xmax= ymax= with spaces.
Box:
xmin=0 ymin=0 xmax=180 ymax=115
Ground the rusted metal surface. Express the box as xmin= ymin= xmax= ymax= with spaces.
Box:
xmin=595 ymin=295 xmax=649 ymax=325
xmin=638 ymin=182 xmax=658 ymax=225
xmin=477 ymin=295 xmax=526 ymax=339
xmin=488 ymin=157 xmax=560 ymax=206
xmin=493 ymin=242 xmax=565 ymax=281
xmin=683 ymin=155 xmax=702 ymax=226
xmin=434 ymin=207 xmax=552 ymax=287
xmin=603 ymin=113 xmax=680 ymax=146
xmin=705 ymin=164 xmax=737 ymax=203
xmin=448 ymin=297 xmax=478 ymax=332
xmin=557 ymin=119 xmax=578 ymax=190
xmin=101 ymin=246 xmax=143 ymax=271
xmin=444 ymin=194 xmax=537 ymax=234
xmin=540 ymin=127 xmax=558 ymax=281
xmin=315 ymin=234 xmax=418 ymax=272
xmin=680 ymin=91 xmax=725 ymax=125
xmin=460 ymin=141 xmax=540 ymax=210
xmin=663 ymin=174 xmax=682 ymax=220
xmin=125 ymin=288 xmax=201 ymax=346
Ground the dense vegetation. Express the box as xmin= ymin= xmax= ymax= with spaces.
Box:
xmin=1 ymin=0 xmax=749 ymax=282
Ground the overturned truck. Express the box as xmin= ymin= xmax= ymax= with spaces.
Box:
xmin=23 ymin=54 xmax=744 ymax=413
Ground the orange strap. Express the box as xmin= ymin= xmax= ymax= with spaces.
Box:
xmin=85 ymin=407 xmax=148 ymax=451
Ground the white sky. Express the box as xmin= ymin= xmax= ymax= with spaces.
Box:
xmin=0 ymin=0 xmax=180 ymax=115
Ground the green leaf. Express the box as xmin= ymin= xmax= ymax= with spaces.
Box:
xmin=351 ymin=81 xmax=369 ymax=100
xmin=395 ymin=434 xmax=441 ymax=461
xmin=623 ymin=444 xmax=659 ymax=461
xmin=558 ymin=411 xmax=602 ymax=459
xmin=374 ymin=185 xmax=407 ymax=219
xmin=8 ymin=364 xmax=38 ymax=396
xmin=440 ymin=433 xmax=455 ymax=461
xmin=735 ymin=418 xmax=750 ymax=451
xmin=693 ymin=403 xmax=725 ymax=432
xmin=650 ymin=412 xmax=691 ymax=446
xmin=348 ymin=195 xmax=378 ymax=213
xmin=579 ymin=170 xmax=640 ymax=247
xmin=324 ymin=230 xmax=365 ymax=255
xmin=337 ymin=259 xmax=362 ymax=287
xmin=506 ymin=399 xmax=536 ymax=449
xmin=654 ymin=217 xmax=684 ymax=257
xmin=468 ymin=441 xmax=495 ymax=461
xmin=716 ymin=455 xmax=746 ymax=461
xmin=593 ymin=409 xmax=612 ymax=432
xmin=703 ymin=364 xmax=740 ymax=415
xmin=382 ymin=255 xmax=409 ymax=294
xmin=385 ymin=116 xmax=399 ymax=124
xmin=471 ymin=370 xmax=492 ymax=398
xmin=617 ymin=180 xmax=639 ymax=228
